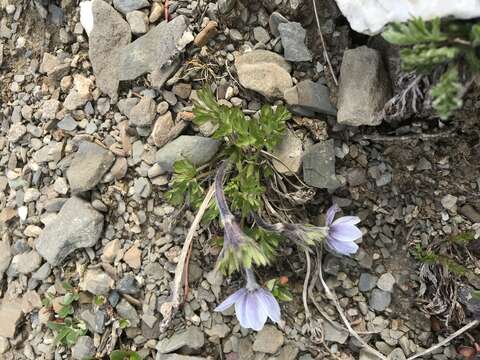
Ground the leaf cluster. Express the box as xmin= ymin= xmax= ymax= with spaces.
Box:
xmin=110 ymin=350 xmax=142 ymax=360
xmin=265 ymin=277 xmax=293 ymax=302
xmin=216 ymin=236 xmax=269 ymax=276
xmin=47 ymin=319 xmax=87 ymax=347
xmin=413 ymin=244 xmax=468 ymax=276
xmin=383 ymin=17 xmax=480 ymax=119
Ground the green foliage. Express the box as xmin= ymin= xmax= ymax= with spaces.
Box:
xmin=382 ymin=17 xmax=480 ymax=119
xmin=448 ymin=230 xmax=476 ymax=245
xmin=413 ymin=244 xmax=468 ymax=276
xmin=265 ymin=278 xmax=293 ymax=302
xmin=431 ymin=67 xmax=463 ymax=120
xmin=119 ymin=319 xmax=131 ymax=329
xmin=246 ymin=227 xmax=283 ymax=261
xmin=48 ymin=319 xmax=87 ymax=347
xmin=110 ymin=350 xmax=142 ymax=360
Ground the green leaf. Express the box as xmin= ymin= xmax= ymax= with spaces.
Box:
xmin=57 ymin=304 xmax=74 ymax=318
xmin=63 ymin=292 xmax=78 ymax=306
xmin=62 ymin=282 xmax=73 ymax=291
xmin=472 ymin=290 xmax=480 ymax=300
xmin=431 ymin=67 xmax=463 ymax=120
xmin=471 ymin=23 xmax=480 ymax=47
xmin=119 ymin=319 xmax=130 ymax=329
xmin=110 ymin=350 xmax=129 ymax=360
xmin=399 ymin=45 xmax=460 ymax=73
xmin=382 ymin=17 xmax=448 ymax=45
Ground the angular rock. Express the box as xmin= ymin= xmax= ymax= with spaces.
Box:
xmin=369 ymin=289 xmax=391 ymax=311
xmin=66 ymin=141 xmax=115 ymax=193
xmin=150 ymin=111 xmax=174 ymax=147
xmin=276 ymin=344 xmax=299 ymax=360
xmin=8 ymin=250 xmax=42 ymax=276
xmin=157 ymin=355 xmax=207 ymax=360
xmin=278 ymin=22 xmax=312 ymax=62
xmin=123 ymin=245 xmax=142 ymax=269
xmin=460 ymin=204 xmax=480 ymax=223
xmin=156 ymin=327 xmax=205 ymax=353
xmin=113 ymin=0 xmax=149 ymax=14
xmin=128 ymin=96 xmax=156 ymax=127
xmin=80 ymin=269 xmax=114 ymax=295
xmin=126 ymin=10 xmax=149 ymax=35
xmin=324 ymin=321 xmax=349 ymax=344
xmin=269 ymin=11 xmax=288 ymax=37
xmin=117 ymin=274 xmax=140 ymax=294
xmin=118 ymin=16 xmax=188 ymax=88
xmin=116 ymin=299 xmax=140 ymax=327
xmin=272 ymin=129 xmax=303 ymax=174
xmin=155 ymin=136 xmax=220 ymax=174
xmin=337 ymin=46 xmax=391 ymax=126
xmin=89 ymin=0 xmax=132 ymax=102
xmin=235 ymin=50 xmax=292 ymax=98
xmin=284 ymin=80 xmax=336 ymax=116
xmin=7 ymin=123 xmax=26 ymax=143
xmin=80 ymin=309 xmax=106 ymax=334
xmin=302 ymin=139 xmax=340 ymax=189
xmin=71 ymin=336 xmax=95 ymax=360
xmin=359 ymin=273 xmax=378 ymax=292
xmin=0 ymin=301 xmax=23 ymax=338
xmin=36 ymin=197 xmax=104 ymax=266
xmin=253 ymin=325 xmax=284 ymax=354
xmin=63 ymin=74 xmax=93 ymax=110
xmin=0 ymin=241 xmax=12 ymax=279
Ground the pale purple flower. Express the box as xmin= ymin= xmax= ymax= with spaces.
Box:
xmin=325 ymin=204 xmax=362 ymax=255
xmin=214 ymin=268 xmax=281 ymax=331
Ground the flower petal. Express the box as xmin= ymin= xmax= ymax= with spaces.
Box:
xmin=235 ymin=291 xmax=250 ymax=329
xmin=215 ymin=288 xmax=247 ymax=312
xmin=326 ymin=205 xmax=339 ymax=225
xmin=256 ymin=289 xmax=281 ymax=323
xmin=332 ymin=216 xmax=361 ymax=226
xmin=244 ymin=292 xmax=267 ymax=331
xmin=327 ymin=237 xmax=359 ymax=255
xmin=329 ymin=224 xmax=362 ymax=242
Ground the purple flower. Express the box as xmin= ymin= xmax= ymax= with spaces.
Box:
xmin=214 ymin=269 xmax=281 ymax=331
xmin=325 ymin=204 xmax=362 ymax=255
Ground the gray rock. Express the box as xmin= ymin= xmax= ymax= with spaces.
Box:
xmin=235 ymin=50 xmax=292 ymax=98
xmin=113 ymin=0 xmax=149 ymax=14
xmin=460 ymin=204 xmax=480 ymax=223
xmin=0 ymin=301 xmax=22 ymax=338
xmin=150 ymin=111 xmax=174 ymax=147
xmin=80 ymin=309 xmax=106 ymax=334
xmin=369 ymin=289 xmax=391 ymax=311
xmin=441 ymin=194 xmax=457 ymax=211
xmin=57 ymin=115 xmax=78 ymax=131
xmin=337 ymin=46 xmax=392 ymax=126
xmin=8 ymin=250 xmax=42 ymax=276
xmin=302 ymin=139 xmax=340 ymax=189
xmin=155 ymin=136 xmax=220 ymax=174
xmin=283 ymin=80 xmax=336 ymax=116
xmin=359 ymin=273 xmax=378 ymax=292
xmin=116 ymin=299 xmax=139 ymax=327
xmin=323 ymin=321 xmax=349 ymax=344
xmin=118 ymin=16 xmax=188 ymax=88
xmin=33 ymin=142 xmax=63 ymax=164
xmin=7 ymin=123 xmax=26 ymax=143
xmin=89 ymin=0 xmax=131 ymax=102
xmin=117 ymin=274 xmax=140 ymax=294
xmin=347 ymin=168 xmax=367 ymax=187
xmin=0 ymin=242 xmax=12 ymax=279
xmin=80 ymin=269 xmax=114 ymax=295
xmin=126 ymin=10 xmax=149 ymax=35
xmin=36 ymin=197 xmax=104 ymax=266
xmin=205 ymin=324 xmax=230 ymax=339
xmin=278 ymin=22 xmax=312 ymax=62
xmin=71 ymin=336 xmax=95 ymax=360
xmin=253 ymin=26 xmax=271 ymax=43
xmin=359 ymin=349 xmax=378 ymax=360
xmin=253 ymin=325 xmax=284 ymax=354
xmin=389 ymin=348 xmax=406 ymax=360
xmin=272 ymin=129 xmax=303 ymax=174
xmin=156 ymin=327 xmax=205 ymax=353
xmin=66 ymin=142 xmax=115 ymax=193
xmin=0 ymin=336 xmax=9 ymax=354
xmin=377 ymin=273 xmax=395 ymax=292
xmin=269 ymin=11 xmax=288 ymax=37
xmin=156 ymin=355 xmax=207 ymax=360
xmin=128 ymin=96 xmax=156 ymax=127
xmin=276 ymin=344 xmax=299 ymax=360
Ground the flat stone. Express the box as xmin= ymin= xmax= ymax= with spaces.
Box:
xmin=127 ymin=10 xmax=149 ymax=35
xmin=7 ymin=123 xmax=26 ymax=143
xmin=66 ymin=141 xmax=115 ymax=193
xmin=253 ymin=325 xmax=284 ymax=354
xmin=302 ymin=139 xmax=340 ymax=189
xmin=253 ymin=26 xmax=271 ymax=43
xmin=323 ymin=321 xmax=349 ymax=344
xmin=150 ymin=111 xmax=174 ymax=147
xmin=8 ymin=250 xmax=42 ymax=276
xmin=117 ymin=274 xmax=140 ymax=294
xmin=337 ymin=46 xmax=392 ymax=126
xmin=156 ymin=327 xmax=205 ymax=353
xmin=63 ymin=74 xmax=93 ymax=110
xmin=0 ymin=241 xmax=12 ymax=279
xmin=359 ymin=273 xmax=378 ymax=292
xmin=36 ymin=197 xmax=104 ymax=266
xmin=235 ymin=50 xmax=292 ymax=98
xmin=284 ymin=80 xmax=336 ymax=116
xmin=205 ymin=324 xmax=230 ymax=339
xmin=128 ymin=96 xmax=156 ymax=127
xmin=123 ymin=245 xmax=142 ymax=269
xmin=460 ymin=205 xmax=480 ymax=223
xmin=113 ymin=0 xmax=149 ymax=14
xmin=369 ymin=289 xmax=391 ymax=311
xmin=441 ymin=194 xmax=457 ymax=211
xmin=116 ymin=299 xmax=140 ymax=327
xmin=80 ymin=269 xmax=114 ymax=295
xmin=57 ymin=115 xmax=78 ymax=131
xmin=276 ymin=344 xmax=299 ymax=360
xmin=377 ymin=272 xmax=395 ymax=292
xmin=80 ymin=309 xmax=106 ymax=334
xmin=278 ymin=22 xmax=312 ymax=62
xmin=118 ymin=16 xmax=188 ymax=87
xmin=71 ymin=336 xmax=95 ymax=360
xmin=0 ymin=301 xmax=23 ymax=338
xmin=89 ymin=0 xmax=132 ymax=102
xmin=347 ymin=168 xmax=367 ymax=186
xmin=389 ymin=348 xmax=406 ymax=360
xmin=110 ymin=157 xmax=128 ymax=180
xmin=272 ymin=129 xmax=303 ymax=174
xmin=155 ymin=136 xmax=220 ymax=174
xmin=173 ymin=83 xmax=192 ymax=99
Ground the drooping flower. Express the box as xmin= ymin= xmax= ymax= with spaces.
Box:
xmin=254 ymin=214 xmax=328 ymax=250
xmin=325 ymin=204 xmax=362 ymax=255
xmin=215 ymin=162 xmax=268 ymax=275
xmin=214 ymin=268 xmax=281 ymax=331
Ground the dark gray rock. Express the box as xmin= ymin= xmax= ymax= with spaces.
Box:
xmin=66 ymin=142 xmax=115 ymax=193
xmin=118 ymin=16 xmax=188 ymax=88
xmin=460 ymin=205 xmax=480 ymax=223
xmin=116 ymin=299 xmax=139 ymax=327
xmin=117 ymin=274 xmax=140 ymax=294
xmin=89 ymin=0 xmax=131 ymax=102
xmin=302 ymin=140 xmax=340 ymax=190
xmin=71 ymin=336 xmax=95 ymax=360
xmin=269 ymin=11 xmax=288 ymax=37
xmin=323 ymin=321 xmax=349 ymax=344
xmin=337 ymin=46 xmax=392 ymax=126
xmin=155 ymin=136 xmax=220 ymax=174
xmin=36 ymin=197 xmax=104 ymax=266
xmin=156 ymin=327 xmax=205 ymax=354
xmin=113 ymin=0 xmax=149 ymax=14
xmin=369 ymin=289 xmax=391 ymax=311
xmin=284 ymin=80 xmax=336 ymax=116
xmin=278 ymin=22 xmax=312 ymax=62
xmin=359 ymin=273 xmax=378 ymax=292
xmin=80 ymin=309 xmax=106 ymax=334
